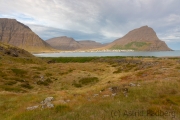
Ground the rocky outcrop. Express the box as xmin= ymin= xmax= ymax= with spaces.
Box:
xmin=104 ymin=26 xmax=172 ymax=51
xmin=0 ymin=42 xmax=33 ymax=57
xmin=26 ymin=97 xmax=54 ymax=111
xmin=41 ymin=97 xmax=54 ymax=109
xmin=0 ymin=18 xmax=53 ymax=52
xmin=46 ymin=36 xmax=104 ymax=50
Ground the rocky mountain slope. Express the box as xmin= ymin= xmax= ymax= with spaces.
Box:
xmin=46 ymin=36 xmax=104 ymax=50
xmin=0 ymin=42 xmax=33 ymax=57
xmin=78 ymin=40 xmax=104 ymax=49
xmin=0 ymin=18 xmax=53 ymax=52
xmin=46 ymin=36 xmax=81 ymax=50
xmin=103 ymin=26 xmax=172 ymax=51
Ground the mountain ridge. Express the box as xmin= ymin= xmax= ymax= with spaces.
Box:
xmin=0 ymin=18 xmax=172 ymax=52
xmin=102 ymin=26 xmax=172 ymax=51
xmin=46 ymin=36 xmax=104 ymax=50
xmin=0 ymin=18 xmax=53 ymax=52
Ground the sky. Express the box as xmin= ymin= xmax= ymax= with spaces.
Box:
xmin=0 ymin=0 xmax=180 ymax=50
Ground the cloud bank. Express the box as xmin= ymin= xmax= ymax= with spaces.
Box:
xmin=0 ymin=0 xmax=180 ymax=49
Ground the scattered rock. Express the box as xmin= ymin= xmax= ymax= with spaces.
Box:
xmin=12 ymin=52 xmax=18 ymax=57
xmin=40 ymin=75 xmax=44 ymax=81
xmin=108 ymin=87 xmax=112 ymax=90
xmin=122 ymin=88 xmax=128 ymax=97
xmin=58 ymin=100 xmax=67 ymax=104
xmin=111 ymin=93 xmax=116 ymax=97
xmin=111 ymin=86 xmax=119 ymax=93
xmin=165 ymin=78 xmax=170 ymax=80
xmin=129 ymin=83 xmax=140 ymax=87
xmin=124 ymin=93 xmax=128 ymax=97
xmin=129 ymin=83 xmax=136 ymax=87
xmin=46 ymin=102 xmax=54 ymax=108
xmin=103 ymin=95 xmax=110 ymax=97
xmin=93 ymin=94 xmax=99 ymax=97
xmin=26 ymin=105 xmax=39 ymax=110
xmin=100 ymin=89 xmax=105 ymax=93
xmin=66 ymin=99 xmax=70 ymax=103
xmin=122 ymin=88 xmax=128 ymax=93
xmin=41 ymin=97 xmax=54 ymax=109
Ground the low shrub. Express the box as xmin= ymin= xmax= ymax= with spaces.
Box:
xmin=55 ymin=105 xmax=71 ymax=113
xmin=1 ymin=85 xmax=26 ymax=92
xmin=45 ymin=73 xmax=52 ymax=77
xmin=37 ymin=78 xmax=53 ymax=86
xmin=4 ymin=81 xmax=17 ymax=85
xmin=11 ymin=68 xmax=27 ymax=76
xmin=79 ymin=77 xmax=99 ymax=85
xmin=21 ymin=83 xmax=33 ymax=89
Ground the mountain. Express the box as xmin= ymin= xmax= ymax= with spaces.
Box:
xmin=78 ymin=40 xmax=104 ymax=49
xmin=46 ymin=36 xmax=104 ymax=50
xmin=46 ymin=36 xmax=81 ymax=50
xmin=103 ymin=26 xmax=172 ymax=51
xmin=0 ymin=18 xmax=53 ymax=52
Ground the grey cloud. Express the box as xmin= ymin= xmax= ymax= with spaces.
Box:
xmin=0 ymin=0 xmax=180 ymax=49
xmin=28 ymin=24 xmax=113 ymax=43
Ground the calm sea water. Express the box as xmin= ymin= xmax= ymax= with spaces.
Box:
xmin=33 ymin=51 xmax=180 ymax=57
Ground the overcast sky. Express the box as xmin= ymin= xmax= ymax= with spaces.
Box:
xmin=0 ymin=0 xmax=180 ymax=50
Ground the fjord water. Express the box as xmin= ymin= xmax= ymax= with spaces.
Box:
xmin=34 ymin=51 xmax=180 ymax=57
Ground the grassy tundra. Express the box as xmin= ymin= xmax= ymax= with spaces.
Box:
xmin=0 ymin=56 xmax=180 ymax=120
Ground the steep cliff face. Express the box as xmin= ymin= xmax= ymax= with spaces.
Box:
xmin=46 ymin=36 xmax=104 ymax=50
xmin=0 ymin=18 xmax=53 ymax=52
xmin=105 ymin=26 xmax=172 ymax=51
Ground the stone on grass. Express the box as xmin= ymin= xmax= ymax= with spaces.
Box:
xmin=26 ymin=105 xmax=39 ymax=110
xmin=41 ymin=97 xmax=54 ymax=109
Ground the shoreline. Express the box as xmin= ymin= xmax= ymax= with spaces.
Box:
xmin=32 ymin=49 xmax=177 ymax=54
xmin=33 ymin=50 xmax=180 ymax=58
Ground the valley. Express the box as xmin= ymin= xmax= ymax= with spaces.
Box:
xmin=0 ymin=54 xmax=180 ymax=120
xmin=0 ymin=18 xmax=179 ymax=120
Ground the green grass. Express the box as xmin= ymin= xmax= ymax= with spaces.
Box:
xmin=176 ymin=66 xmax=180 ymax=69
xmin=55 ymin=105 xmax=71 ymax=113
xmin=20 ymin=83 xmax=33 ymax=89
xmin=42 ymin=56 xmax=134 ymax=63
xmin=110 ymin=42 xmax=150 ymax=50
xmin=11 ymin=68 xmax=27 ymax=76
xmin=31 ymin=66 xmax=47 ymax=71
xmin=45 ymin=72 xmax=52 ymax=77
xmin=0 ymin=71 xmax=7 ymax=77
xmin=72 ymin=77 xmax=99 ymax=88
xmin=125 ymin=41 xmax=148 ymax=48
xmin=79 ymin=77 xmax=99 ymax=85
xmin=3 ymin=81 xmax=180 ymax=119
xmin=113 ymin=63 xmax=138 ymax=73
xmin=4 ymin=81 xmax=17 ymax=85
xmin=0 ymin=56 xmax=180 ymax=120
xmin=42 ymin=57 xmax=98 ymax=63
xmin=10 ymin=77 xmax=25 ymax=82
xmin=37 ymin=78 xmax=53 ymax=86
xmin=0 ymin=85 xmax=26 ymax=92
